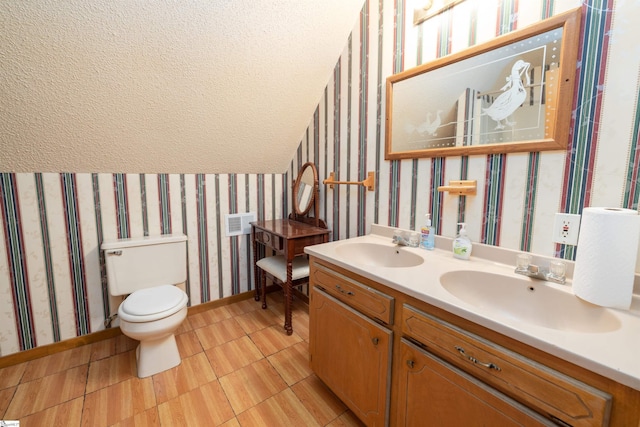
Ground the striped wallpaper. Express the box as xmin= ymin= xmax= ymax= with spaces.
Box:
xmin=2 ymin=0 xmax=640 ymax=357
xmin=296 ymin=0 xmax=639 ymax=257
xmin=0 ymin=173 xmax=285 ymax=356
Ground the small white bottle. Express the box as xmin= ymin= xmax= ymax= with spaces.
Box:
xmin=420 ymin=214 xmax=435 ymax=250
xmin=452 ymin=223 xmax=472 ymax=260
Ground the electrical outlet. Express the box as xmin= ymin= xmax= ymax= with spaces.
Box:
xmin=552 ymin=213 xmax=581 ymax=245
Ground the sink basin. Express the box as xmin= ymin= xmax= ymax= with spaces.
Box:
xmin=439 ymin=270 xmax=621 ymax=333
xmin=334 ymin=242 xmax=424 ymax=268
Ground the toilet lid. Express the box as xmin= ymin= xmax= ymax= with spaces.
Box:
xmin=121 ymin=285 xmax=187 ymax=316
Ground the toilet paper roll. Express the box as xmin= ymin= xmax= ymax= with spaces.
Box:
xmin=572 ymin=207 xmax=640 ymax=309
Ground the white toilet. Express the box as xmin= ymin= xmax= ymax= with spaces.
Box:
xmin=102 ymin=233 xmax=189 ymax=378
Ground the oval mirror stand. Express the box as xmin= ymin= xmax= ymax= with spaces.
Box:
xmin=290 ymin=162 xmax=327 ymax=228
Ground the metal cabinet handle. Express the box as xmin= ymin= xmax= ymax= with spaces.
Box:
xmin=406 ymin=360 xmax=415 ymax=369
xmin=107 ymin=250 xmax=123 ymax=256
xmin=335 ymin=284 xmax=354 ymax=296
xmin=372 ymin=337 xmax=379 ymax=345
xmin=455 ymin=346 xmax=501 ymax=371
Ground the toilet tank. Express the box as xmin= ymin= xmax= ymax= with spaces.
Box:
xmin=102 ymin=234 xmax=187 ymax=296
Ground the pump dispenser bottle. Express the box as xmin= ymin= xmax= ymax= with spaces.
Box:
xmin=420 ymin=214 xmax=435 ymax=250
xmin=452 ymin=223 xmax=472 ymax=260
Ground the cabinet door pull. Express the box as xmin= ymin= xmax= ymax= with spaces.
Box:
xmin=406 ymin=360 xmax=415 ymax=369
xmin=455 ymin=346 xmax=501 ymax=371
xmin=372 ymin=337 xmax=379 ymax=345
xmin=335 ymin=284 xmax=354 ymax=296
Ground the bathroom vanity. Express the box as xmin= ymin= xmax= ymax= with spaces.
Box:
xmin=305 ymin=226 xmax=640 ymax=426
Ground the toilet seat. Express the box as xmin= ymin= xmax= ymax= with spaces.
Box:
xmin=119 ymin=285 xmax=188 ymax=323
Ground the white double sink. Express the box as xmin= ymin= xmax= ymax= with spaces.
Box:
xmin=305 ymin=225 xmax=640 ymax=391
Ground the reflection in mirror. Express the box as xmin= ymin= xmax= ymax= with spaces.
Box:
xmin=385 ymin=8 xmax=581 ymax=159
xmin=290 ymin=162 xmax=326 ymax=228
xmin=292 ymin=162 xmax=317 ymax=215
xmin=296 ymin=166 xmax=315 ymax=215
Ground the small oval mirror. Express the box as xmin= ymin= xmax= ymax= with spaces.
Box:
xmin=293 ymin=162 xmax=318 ymax=216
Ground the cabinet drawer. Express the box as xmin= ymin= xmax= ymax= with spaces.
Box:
xmin=255 ymin=231 xmax=284 ymax=251
xmin=397 ymin=338 xmax=555 ymax=426
xmin=402 ymin=304 xmax=612 ymax=427
xmin=311 ymin=263 xmax=394 ymax=325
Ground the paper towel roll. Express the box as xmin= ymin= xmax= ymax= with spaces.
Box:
xmin=572 ymin=207 xmax=640 ymax=309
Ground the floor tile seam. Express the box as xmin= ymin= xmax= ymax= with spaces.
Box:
xmin=216 ymin=374 xmax=259 ymax=419
xmin=187 ymin=313 xmax=232 ymax=330
xmin=8 ymin=367 xmax=89 ymax=421
xmin=14 ymin=395 xmax=86 ymax=424
xmin=245 ymin=332 xmax=276 ymax=360
xmin=263 ymin=384 xmax=324 ymax=426
xmin=20 ymin=357 xmax=95 ymax=384
xmin=206 ymin=337 xmax=269 ymax=379
xmin=106 ymin=406 xmax=159 ymax=427
xmin=83 ymin=369 xmax=135 ymax=395
xmin=192 ymin=330 xmax=223 ymax=353
xmin=265 ymin=351 xmax=314 ymax=389
xmin=254 ymin=337 xmax=302 ymax=359
xmin=5 ymin=365 xmax=28 ymax=388
xmin=208 ymin=376 xmax=237 ymax=421
xmin=11 ymin=362 xmax=91 ymax=394
xmin=238 ymin=319 xmax=279 ymax=337
xmin=0 ymin=386 xmax=18 ymax=418
xmin=227 ymin=303 xmax=262 ymax=316
xmin=287 ymin=367 xmax=352 ymax=426
xmin=0 ymin=379 xmax=21 ymax=392
xmin=323 ymin=411 xmax=352 ymax=427
xmin=215 ymin=354 xmax=262 ymax=384
xmin=88 ymin=340 xmax=138 ymax=362
xmin=84 ymin=376 xmax=159 ymax=425
xmin=236 ymin=319 xmax=267 ymax=336
xmin=149 ymin=364 xmax=165 ymax=412
xmin=227 ymin=389 xmax=287 ymax=419
xmin=80 ymin=383 xmax=127 ymax=426
xmin=180 ymin=350 xmax=220 ymax=384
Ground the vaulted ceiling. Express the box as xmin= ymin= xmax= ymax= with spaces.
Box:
xmin=0 ymin=1 xmax=364 ymax=173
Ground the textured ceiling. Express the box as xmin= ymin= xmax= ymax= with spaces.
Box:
xmin=0 ymin=1 xmax=364 ymax=173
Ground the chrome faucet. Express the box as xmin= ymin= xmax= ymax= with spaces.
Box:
xmin=514 ymin=254 xmax=566 ymax=284
xmin=392 ymin=230 xmax=419 ymax=248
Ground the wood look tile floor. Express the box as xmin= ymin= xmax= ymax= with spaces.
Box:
xmin=0 ymin=293 xmax=365 ymax=427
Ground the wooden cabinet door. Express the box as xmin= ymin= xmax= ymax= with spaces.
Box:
xmin=309 ymin=286 xmax=392 ymax=427
xmin=396 ymin=339 xmax=555 ymax=427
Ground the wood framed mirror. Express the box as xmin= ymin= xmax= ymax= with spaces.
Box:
xmin=385 ymin=7 xmax=581 ymax=160
xmin=290 ymin=162 xmax=326 ymax=228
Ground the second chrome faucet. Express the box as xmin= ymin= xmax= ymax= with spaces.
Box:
xmin=515 ymin=253 xmax=566 ymax=284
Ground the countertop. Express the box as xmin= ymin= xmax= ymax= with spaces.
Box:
xmin=304 ymin=225 xmax=640 ymax=391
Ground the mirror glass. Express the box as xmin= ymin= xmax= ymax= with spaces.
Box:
xmin=385 ymin=8 xmax=581 ymax=159
xmin=293 ymin=163 xmax=317 ymax=216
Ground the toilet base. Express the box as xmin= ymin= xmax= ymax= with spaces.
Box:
xmin=119 ymin=305 xmax=187 ymax=378
xmin=135 ymin=334 xmax=181 ymax=378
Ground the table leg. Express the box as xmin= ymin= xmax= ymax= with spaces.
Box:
xmin=284 ymin=260 xmax=293 ymax=335
xmin=253 ymin=233 xmax=260 ymax=301
xmin=261 ymin=269 xmax=267 ymax=309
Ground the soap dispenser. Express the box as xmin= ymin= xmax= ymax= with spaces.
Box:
xmin=452 ymin=223 xmax=472 ymax=260
xmin=420 ymin=213 xmax=435 ymax=250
